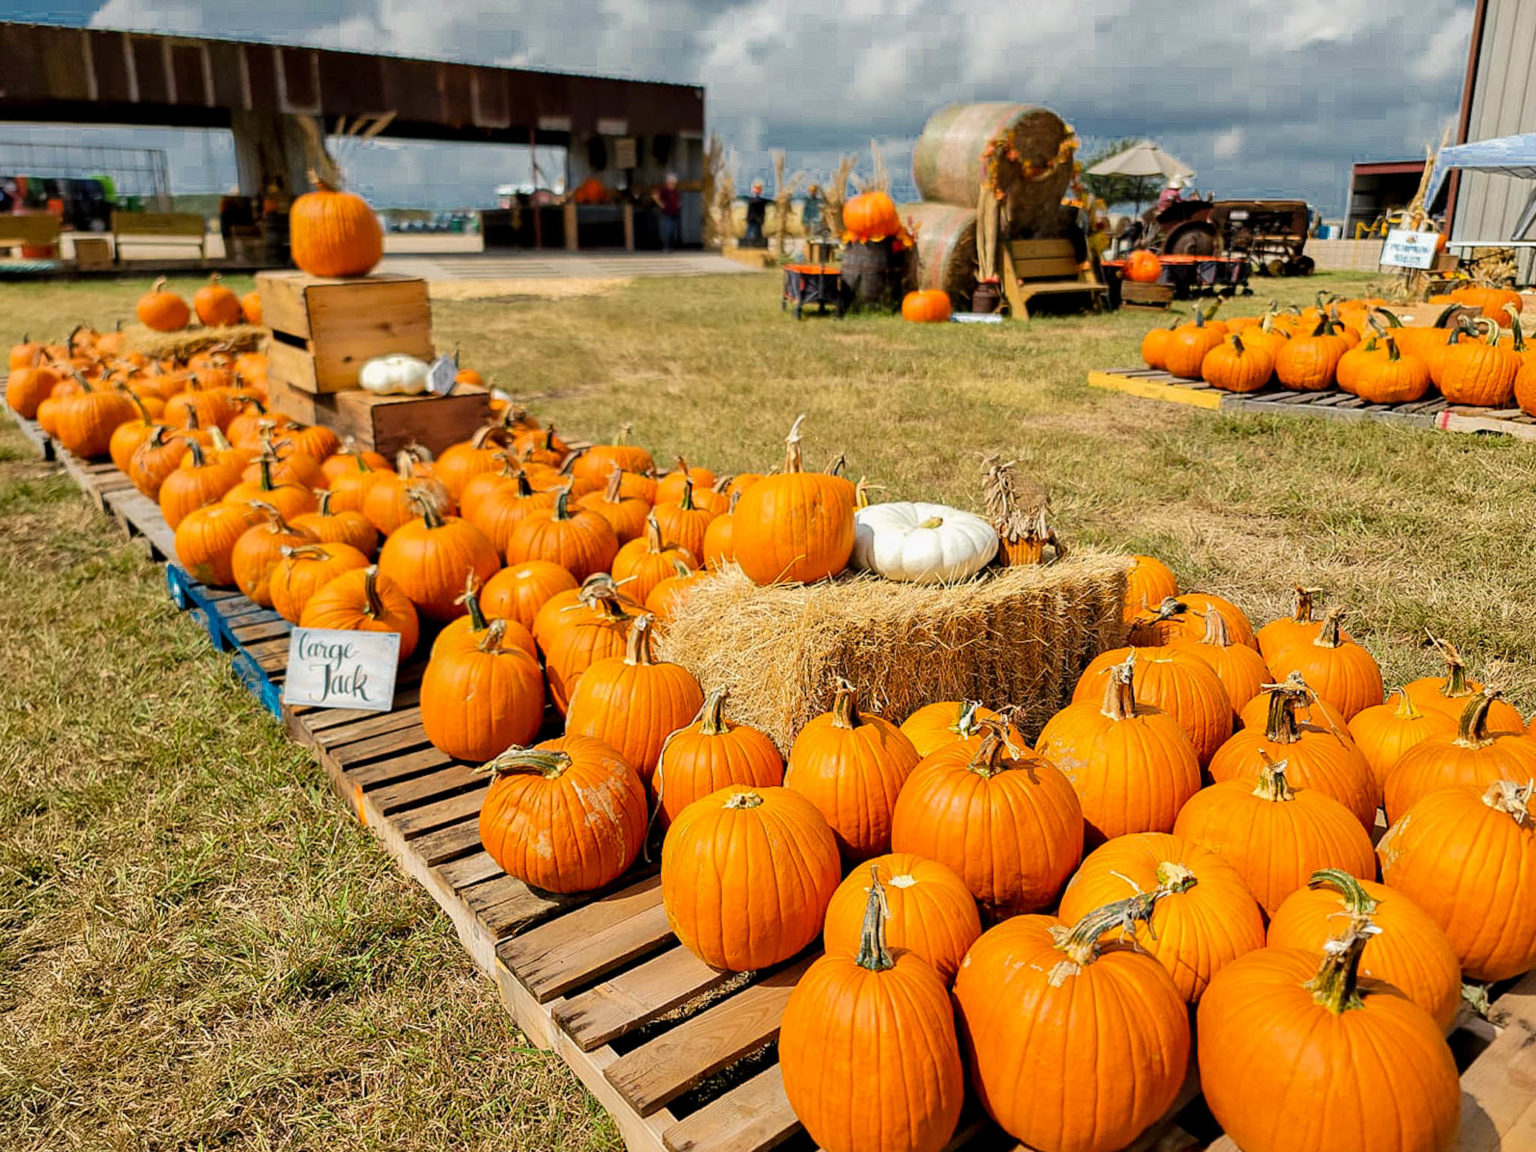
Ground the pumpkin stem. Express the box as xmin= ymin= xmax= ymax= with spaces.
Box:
xmin=281 ymin=542 xmax=331 ymax=562
xmin=455 ymin=571 xmax=488 ymax=632
xmin=1251 ymin=751 xmax=1295 ymax=802
xmin=514 ymin=467 xmax=536 ymax=498
xmin=406 ymin=485 xmax=445 ymax=529
xmin=642 ymin=513 xmax=666 ymax=555
xmin=1149 ymin=595 xmax=1187 ymax=625
xmin=1306 ymin=868 xmax=1380 ymax=917
xmin=1051 ymin=892 xmax=1164 ymax=970
xmin=1230 ymin=333 xmax=1245 ymax=355
xmin=482 ymin=746 xmax=572 ymax=779
xmin=952 ymin=700 xmax=985 ymax=740
xmin=183 ymin=438 xmax=206 ymax=468
xmin=723 ymin=789 xmax=764 ymax=810
xmin=824 ymin=452 xmax=847 ymax=478
xmin=249 ymin=499 xmax=291 ymax=534
xmin=1303 ymin=915 xmax=1376 ymax=1015
xmin=854 ymin=866 xmax=894 ymax=973
xmin=1425 ymin=633 xmax=1472 ymax=701
xmin=615 ymin=422 xmax=633 ymax=446
xmin=552 ymin=482 xmax=575 ymax=521
xmin=1200 ymin=607 xmax=1233 ymax=647
xmin=574 ymin=573 xmax=635 ymax=622
xmin=1289 ymin=586 xmax=1320 ymax=624
xmin=1311 ymin=608 xmax=1347 ymax=649
xmin=1262 ymin=682 xmax=1304 ymax=745
xmin=603 ymin=465 xmax=625 ymax=503
xmin=1389 ymin=687 xmax=1424 ymax=721
xmin=624 ymin=614 xmax=659 ymax=666
xmin=677 ymin=474 xmax=697 ymax=512
xmin=1506 ymin=304 xmax=1525 ymax=351
xmin=830 ymin=677 xmax=862 ymax=729
xmin=1453 ymin=688 xmax=1500 ymax=749
xmin=1483 ymin=779 xmax=1534 ymax=825
xmin=471 ymin=424 xmax=511 ymax=451
xmin=854 ymin=477 xmax=886 ymax=509
xmin=475 ymin=618 xmax=511 ymax=653
xmin=210 ymin=427 xmax=235 ymax=454
xmin=1100 ymin=653 xmax=1138 ymax=722
xmin=782 ymin=414 xmax=807 ymax=474
xmin=697 ymin=687 xmax=731 ymax=736
xmin=966 ymin=720 xmax=1022 ymax=777
xmin=315 ymin=488 xmax=336 ymax=516
xmin=151 ymin=276 xmax=169 ymax=295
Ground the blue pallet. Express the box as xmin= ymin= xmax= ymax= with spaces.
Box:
xmin=166 ymin=563 xmax=286 ymax=718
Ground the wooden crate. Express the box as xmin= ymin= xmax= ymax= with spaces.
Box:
xmin=1120 ymin=281 xmax=1174 ymax=309
xmin=258 ymin=271 xmax=434 ymax=394
xmin=265 ymin=376 xmax=489 ymax=457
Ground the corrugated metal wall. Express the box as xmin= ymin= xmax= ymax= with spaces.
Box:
xmin=1454 ymin=0 xmax=1536 ymax=278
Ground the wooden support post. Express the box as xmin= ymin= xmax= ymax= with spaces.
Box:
xmin=623 ymin=201 xmax=635 ymax=252
xmin=564 ymin=201 xmax=579 ymax=252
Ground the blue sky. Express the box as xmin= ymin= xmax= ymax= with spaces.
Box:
xmin=1 ymin=1 xmax=1476 ymax=214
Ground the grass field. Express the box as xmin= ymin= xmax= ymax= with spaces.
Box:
xmin=4 ymin=268 xmax=1534 ymax=1150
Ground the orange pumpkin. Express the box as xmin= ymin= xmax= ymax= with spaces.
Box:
xmin=193 ymin=273 xmax=243 ymax=327
xmin=842 ymin=191 xmax=902 ymax=242
xmin=421 ymin=618 xmax=546 ymax=762
xmin=1072 ymin=645 xmax=1233 ymax=764
xmin=298 ymin=566 xmax=419 ymax=663
xmin=731 ymin=416 xmax=855 ymax=585
xmin=1123 ymin=553 xmax=1177 ymax=620
xmin=901 ymin=289 xmax=952 ymax=323
xmin=821 ymin=853 xmax=979 ymax=985
xmin=136 ymin=277 xmax=190 ymax=332
xmin=290 ymin=490 xmax=377 ymax=557
xmin=479 ymin=737 xmax=649 ymax=894
xmin=480 ymin=559 xmax=579 ymax=633
xmin=230 ymin=503 xmax=318 ymax=607
xmin=1402 ymin=636 xmax=1526 ymax=731
xmin=173 ymin=500 xmax=263 ymax=587
xmin=1346 ymin=689 xmax=1456 ymax=797
xmin=158 ymin=438 xmax=243 ymax=528
xmin=1383 ymin=689 xmax=1536 ymax=823
xmin=897 ymin=700 xmax=1007 ymax=759
xmin=504 ymin=485 xmax=620 ymax=581
xmin=1163 ymin=308 xmax=1225 ymax=379
xmin=533 ymin=574 xmax=639 ymax=712
xmin=289 ymin=177 xmax=384 ymax=278
xmin=654 ymin=687 xmax=784 ymax=828
xmin=611 ymin=514 xmax=698 ymax=606
xmin=1169 ymin=607 xmax=1271 ymax=713
xmin=269 ymin=541 xmax=371 ymax=624
xmin=661 ymin=785 xmax=841 ymax=972
xmin=1124 ymin=249 xmax=1162 ymax=283
xmin=240 ymin=290 xmax=263 ymax=326
xmin=576 ymin=466 xmax=651 ymax=544
xmin=1265 ymin=609 xmax=1383 ymax=720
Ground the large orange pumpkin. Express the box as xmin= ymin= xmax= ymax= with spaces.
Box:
xmin=1072 ymin=645 xmax=1232 ymax=764
xmin=478 ymin=736 xmax=648 ymax=894
xmin=1124 ymin=249 xmax=1162 ymax=283
xmin=533 ymin=574 xmax=639 ymax=711
xmin=654 ymin=687 xmax=784 ymax=828
xmin=784 ymin=678 xmax=921 ymax=864
xmin=841 ymin=191 xmax=902 ymax=242
xmin=173 ymin=500 xmax=262 ymax=587
xmin=1059 ymin=831 xmax=1265 ymax=1003
xmin=1265 ymin=608 xmax=1383 ymax=720
xmin=890 ymin=724 xmax=1083 ymax=916
xmin=505 ymin=485 xmax=620 ymax=581
xmin=136 ymin=277 xmax=191 ymax=332
xmin=1035 ymin=653 xmax=1201 ymax=846
xmin=480 ymin=559 xmax=578 ymax=633
xmin=1383 ymin=689 xmax=1536 ymax=823
xmin=1267 ymin=869 xmax=1461 ymax=1033
xmin=421 ymin=619 xmax=546 ymax=762
xmin=897 ymin=700 xmax=1007 ymax=759
xmin=661 ymin=785 xmax=841 ymax=972
xmin=611 ymin=514 xmax=698 ymax=606
xmin=1198 ymin=916 xmax=1460 ymax=1152
xmin=564 ymin=614 xmax=704 ymax=788
xmin=731 ymin=416 xmax=855 ymax=585
xmin=1169 ymin=606 xmax=1271 ymax=713
xmin=289 ymin=177 xmax=384 ymax=278
xmin=376 ymin=490 xmax=500 ymax=622
xmin=269 ymin=541 xmax=371 ymax=625
xmin=780 ymin=869 xmax=965 ymax=1152
xmin=821 ymin=853 xmax=979 ymax=984
xmin=298 ymin=565 xmax=419 ymax=663
xmin=954 ymin=896 xmax=1191 ymax=1152
xmin=193 ymin=273 xmax=243 ymax=327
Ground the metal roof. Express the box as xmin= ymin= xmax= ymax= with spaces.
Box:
xmin=0 ymin=21 xmax=704 ymax=144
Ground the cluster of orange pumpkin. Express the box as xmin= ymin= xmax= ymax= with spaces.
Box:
xmin=1143 ymin=288 xmax=1536 ymax=412
xmin=134 ymin=274 xmax=263 ymax=332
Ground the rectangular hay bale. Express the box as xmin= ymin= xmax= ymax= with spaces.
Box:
xmin=658 ymin=553 xmax=1129 ymax=751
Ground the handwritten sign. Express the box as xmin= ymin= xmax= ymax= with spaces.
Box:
xmin=427 ymin=354 xmax=458 ymax=396
xmin=281 ymin=628 xmax=399 ymax=713
xmin=1380 ymin=229 xmax=1439 ymax=270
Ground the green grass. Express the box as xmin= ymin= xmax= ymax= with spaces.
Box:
xmin=2 ymin=267 xmax=1533 ymax=1148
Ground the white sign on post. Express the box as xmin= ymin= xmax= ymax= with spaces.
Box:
xmin=281 ymin=628 xmax=400 ymax=713
xmin=1380 ymin=229 xmax=1439 ymax=270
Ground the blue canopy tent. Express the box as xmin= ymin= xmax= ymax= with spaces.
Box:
xmin=1425 ymin=133 xmax=1536 ymax=246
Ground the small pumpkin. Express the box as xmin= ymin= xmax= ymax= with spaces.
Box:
xmin=1059 ymin=831 xmax=1266 ymax=1003
xmin=821 ymin=853 xmax=979 ymax=984
xmin=1168 ymin=606 xmax=1271 ymax=713
xmin=1123 ymin=553 xmax=1178 ymax=620
xmin=1354 ymin=338 xmax=1430 ymax=403
xmin=480 ymin=559 xmax=579 ymax=633
xmin=1266 ymin=608 xmax=1383 ymax=720
xmin=269 ymin=541 xmax=371 ymax=624
xmin=784 ymin=678 xmax=921 ymax=864
xmin=577 ymin=465 xmax=651 ymax=544
xmin=6 ymin=362 xmax=59 ymax=419
xmin=1201 ymin=333 xmax=1273 ymax=393
xmin=1347 ymin=689 xmax=1456 ymax=797
xmin=298 ymin=565 xmax=419 ymax=662
xmin=479 ymin=737 xmax=649 ymax=895
xmin=429 ymin=573 xmax=536 ymax=661
xmin=1403 ymin=635 xmax=1526 ymax=730
xmin=240 ymin=290 xmax=263 ymax=326
xmin=533 ymin=574 xmax=639 ymax=712
xmin=505 ymin=484 xmax=620 ymax=581
xmin=290 ymin=489 xmax=378 ymax=557
xmin=136 ymin=277 xmax=190 ymax=332
xmin=1036 ymin=653 xmax=1201 ymax=846
xmin=193 ymin=273 xmax=243 ymax=327
xmin=898 ymin=700 xmax=1007 ymax=759
xmin=1173 ymin=753 xmax=1375 ymax=916
xmin=1274 ymin=314 xmax=1348 ymax=391
xmin=1124 ymin=249 xmax=1162 ymax=283
xmin=1198 ymin=914 xmax=1460 ymax=1152
xmin=649 ymin=474 xmax=717 ymax=563
xmin=570 ymin=425 xmax=655 ymax=487
xmin=890 ymin=723 xmax=1083 ymax=916
xmin=954 ymin=894 xmax=1191 ymax=1152
xmin=644 ymin=559 xmax=703 ymax=623
xmin=54 ymin=375 xmax=137 ymax=459
xmin=158 ymin=438 xmax=243 ymax=528
xmin=173 ymin=500 xmax=263 ymax=587
xmin=1267 ymin=869 xmax=1462 ymax=1033
xmin=1072 ymin=645 xmax=1233 ymax=764
xmin=1383 ymin=688 xmax=1536 ymax=823
xmin=1140 ymin=318 xmax=1177 ymax=370
xmin=780 ymin=868 xmax=966 ymax=1152
xmin=841 ymin=191 xmax=902 ymax=242
xmin=661 ymin=785 xmax=841 ymax=972
xmin=1255 ymin=585 xmax=1335 ymax=660
xmin=565 ymin=614 xmax=704 ymax=788
xmin=654 ymin=687 xmax=784 ymax=828
xmin=376 ymin=489 xmax=500 ymax=622
xmin=731 ymin=416 xmax=856 ymax=585
xmin=230 ymin=502 xmax=318 ymax=607
xmin=466 ymin=465 xmax=557 ymax=556
xmin=222 ymin=451 xmax=317 ymax=521
xmin=900 ymin=288 xmax=952 ymax=323
xmin=1163 ymin=306 xmax=1226 ymax=379
xmin=611 ymin=514 xmax=698 ymax=606
xmin=421 ymin=618 xmax=546 ymax=762
xmin=363 ymin=446 xmax=453 ymax=531
xmin=289 ymin=175 xmax=384 ymax=279
xmin=436 ymin=425 xmax=514 ymax=500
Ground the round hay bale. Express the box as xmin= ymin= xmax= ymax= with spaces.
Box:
xmin=911 ymin=103 xmax=1075 ymax=233
xmin=903 ymin=203 xmax=977 ymax=301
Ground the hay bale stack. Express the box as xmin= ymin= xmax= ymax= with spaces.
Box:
xmin=911 ymin=103 xmax=1074 ymax=234
xmin=659 ymin=553 xmax=1129 ymax=752
xmin=903 ymin=203 xmax=978 ymax=299
xmin=123 ymin=323 xmax=267 ymax=360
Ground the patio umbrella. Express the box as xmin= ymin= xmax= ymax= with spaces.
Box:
xmin=1087 ymin=142 xmax=1195 ymax=212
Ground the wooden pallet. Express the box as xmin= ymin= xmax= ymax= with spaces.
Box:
xmin=1090 ymin=368 xmax=1536 ymax=441
xmin=20 ymin=409 xmax=1536 ymax=1152
xmin=6 ymin=409 xmax=54 ymax=459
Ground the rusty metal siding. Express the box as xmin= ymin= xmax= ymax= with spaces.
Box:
xmin=1454 ymin=0 xmax=1536 ymax=245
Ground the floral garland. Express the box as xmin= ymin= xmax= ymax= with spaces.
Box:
xmin=981 ymin=122 xmax=1080 ymax=201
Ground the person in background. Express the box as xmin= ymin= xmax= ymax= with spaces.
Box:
xmin=744 ymin=180 xmax=769 ymax=247
xmin=801 ymin=182 xmax=823 ymax=237
xmin=1155 ymin=175 xmax=1185 ymax=215
xmin=654 ymin=172 xmax=682 ymax=252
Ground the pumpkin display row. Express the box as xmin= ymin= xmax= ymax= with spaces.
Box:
xmin=1141 ymin=291 xmax=1536 ymax=412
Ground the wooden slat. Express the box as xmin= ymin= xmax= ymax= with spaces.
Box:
xmin=1006 ymin=239 xmax=1075 ymax=259
xmin=345 ymin=747 xmax=454 ymax=791
xmin=1453 ymin=969 xmax=1536 ymax=1152
xmin=499 ymin=873 xmax=673 ymax=1002
xmin=662 ymin=1065 xmax=798 ymax=1152
xmin=469 ymin=876 xmax=587 ymax=939
xmin=369 ymin=764 xmax=482 ymax=817
xmin=402 ymin=816 xmax=484 ymax=867
xmin=392 ymin=785 xmax=488 ymax=839
xmin=1011 ymin=256 xmax=1083 ymax=279
xmin=604 ymin=955 xmax=817 ymax=1117
xmin=434 ymin=851 xmax=503 ymax=892
xmin=316 ymin=706 xmax=425 ymax=747
xmin=333 ymin=726 xmax=437 ymax=767
xmin=229 ymin=619 xmax=292 ymax=644
xmin=557 ymin=945 xmax=740 ymax=1051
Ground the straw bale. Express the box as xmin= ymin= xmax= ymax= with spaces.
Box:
xmin=123 ymin=324 xmax=267 ymax=360
xmin=903 ymin=203 xmax=977 ymax=299
xmin=911 ymin=103 xmax=1074 ymax=234
xmin=658 ymin=552 xmax=1129 ymax=752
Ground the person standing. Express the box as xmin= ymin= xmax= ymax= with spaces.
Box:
xmin=743 ymin=180 xmax=769 ymax=247
xmin=654 ymin=172 xmax=682 ymax=252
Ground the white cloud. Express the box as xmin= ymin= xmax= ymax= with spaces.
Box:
xmin=79 ymin=0 xmax=1476 ymax=215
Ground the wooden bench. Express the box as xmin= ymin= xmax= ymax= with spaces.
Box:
xmin=0 ymin=213 xmax=61 ymax=257
xmin=112 ymin=211 xmax=208 ymax=262
xmin=1001 ymin=237 xmax=1105 ymax=319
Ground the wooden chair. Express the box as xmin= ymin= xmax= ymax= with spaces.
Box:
xmin=0 ymin=213 xmax=61 ymax=257
xmin=112 ymin=211 xmax=208 ymax=262
xmin=1001 ymin=237 xmax=1105 ymax=319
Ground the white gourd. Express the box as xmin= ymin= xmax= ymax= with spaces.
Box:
xmin=359 ymin=354 xmax=431 ymax=396
xmin=852 ymin=502 xmax=999 ymax=583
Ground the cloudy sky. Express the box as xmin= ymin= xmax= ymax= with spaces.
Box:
xmin=4 ymin=0 xmax=1476 ymax=213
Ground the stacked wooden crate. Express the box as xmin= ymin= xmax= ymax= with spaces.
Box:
xmin=260 ymin=271 xmax=489 ymax=456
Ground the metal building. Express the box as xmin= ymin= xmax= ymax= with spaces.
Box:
xmin=1449 ymin=0 xmax=1536 ymax=277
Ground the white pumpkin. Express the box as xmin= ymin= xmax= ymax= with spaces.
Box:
xmin=852 ymin=501 xmax=999 ymax=583
xmin=359 ymin=354 xmax=431 ymax=396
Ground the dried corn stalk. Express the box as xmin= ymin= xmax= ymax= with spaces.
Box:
xmin=982 ymin=455 xmax=1061 ymax=565
xmin=822 ymin=153 xmax=858 ymax=239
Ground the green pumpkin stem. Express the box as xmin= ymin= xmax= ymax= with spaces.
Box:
xmin=1454 ymin=688 xmax=1500 ymax=748
xmin=697 ymin=687 xmax=731 ymax=736
xmin=1052 ymin=892 xmax=1163 ymax=968
xmin=1252 ymin=752 xmax=1295 ymax=801
xmin=830 ymin=677 xmax=862 ymax=729
xmin=854 ymin=866 xmax=895 ymax=973
xmin=552 ymin=483 xmax=574 ymax=521
xmin=953 ymin=700 xmax=985 ymax=739
xmin=1303 ymin=916 xmax=1374 ymax=1015
xmin=1306 ymin=869 xmax=1380 ymax=917
xmin=678 ymin=473 xmax=697 ymax=512
xmin=1230 ymin=333 xmax=1245 ymax=355
xmin=255 ymin=452 xmax=277 ymax=493
xmin=456 ymin=572 xmax=489 ymax=632
xmin=1386 ymin=337 xmax=1402 ymax=362
xmin=482 ymin=746 xmax=572 ymax=779
xmin=183 ymin=438 xmax=206 ymax=468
